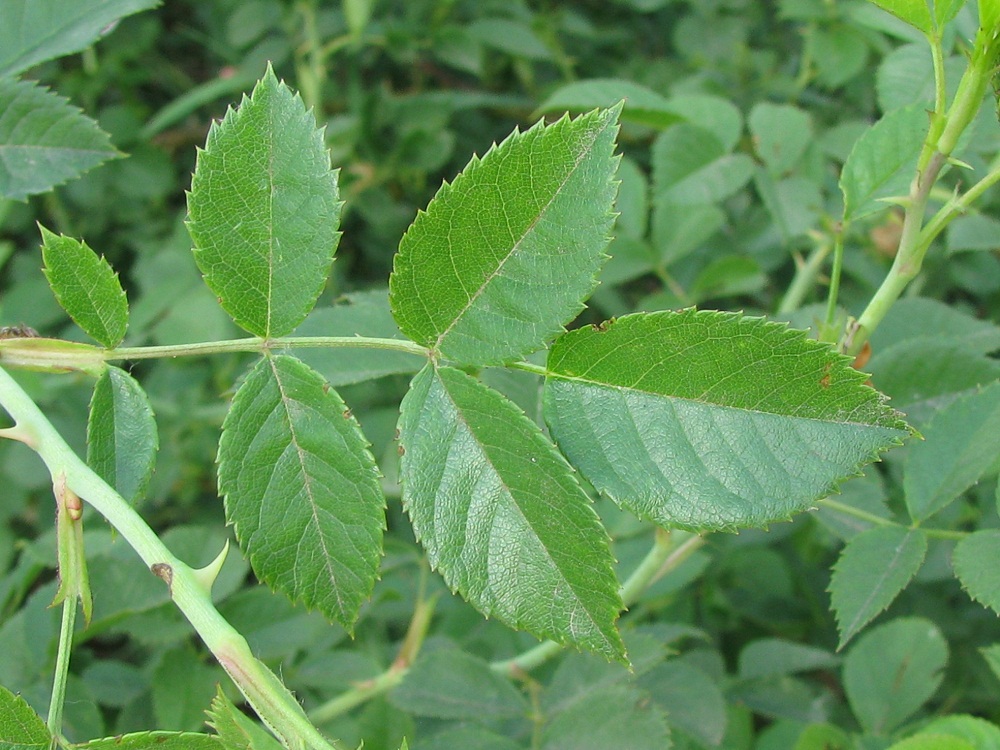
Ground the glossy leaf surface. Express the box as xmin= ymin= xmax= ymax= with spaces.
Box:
xmin=0 ymin=79 xmax=120 ymax=201
xmin=40 ymin=226 xmax=128 ymax=348
xmin=218 ymin=355 xmax=384 ymax=630
xmin=390 ymin=107 xmax=620 ymax=365
xmin=88 ymin=366 xmax=158 ymax=505
xmin=830 ymin=526 xmax=927 ymax=647
xmin=397 ymin=364 xmax=624 ymax=659
xmin=544 ymin=310 xmax=910 ymax=531
xmin=188 ymin=66 xmax=341 ymax=338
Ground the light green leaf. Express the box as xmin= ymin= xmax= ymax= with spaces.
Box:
xmin=983 ymin=0 xmax=1000 ymax=31
xmin=389 ymin=106 xmax=621 ymax=366
xmin=541 ymin=686 xmax=671 ymax=750
xmin=918 ymin=715 xmax=1000 ymax=750
xmin=534 ymin=78 xmax=684 ymax=129
xmin=292 ymin=290 xmax=425 ymax=386
xmin=840 ymin=104 xmax=927 ymax=222
xmin=0 ymin=0 xmax=160 ymax=77
xmin=0 ymin=79 xmax=120 ymax=201
xmin=40 ymin=225 xmax=128 ymax=347
xmin=843 ymin=617 xmax=947 ymax=734
xmin=87 ymin=366 xmax=158 ymax=505
xmin=829 ymin=526 xmax=928 ymax=647
xmin=748 ymin=102 xmax=814 ymax=176
xmin=954 ymin=530 xmax=1000 ymax=614
xmin=652 ymin=123 xmax=754 ymax=204
xmin=218 ymin=355 xmax=385 ymax=630
xmin=544 ymin=310 xmax=910 ymax=531
xmin=390 ymin=648 xmax=528 ymax=720
xmin=188 ymin=65 xmax=342 ymax=339
xmin=207 ymin=686 xmax=283 ymax=750
xmin=904 ymin=381 xmax=1000 ymax=522
xmin=76 ymin=733 xmax=222 ymax=750
xmin=397 ymin=364 xmax=625 ymax=660
xmin=867 ymin=0 xmax=934 ymax=33
xmin=0 ymin=683 xmax=50 ymax=750
xmin=885 ymin=736 xmax=974 ymax=750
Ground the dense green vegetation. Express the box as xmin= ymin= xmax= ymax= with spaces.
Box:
xmin=2 ymin=1 xmax=1000 ymax=749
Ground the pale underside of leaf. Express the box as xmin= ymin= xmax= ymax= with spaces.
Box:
xmin=398 ymin=364 xmax=625 ymax=660
xmin=218 ymin=355 xmax=384 ymax=630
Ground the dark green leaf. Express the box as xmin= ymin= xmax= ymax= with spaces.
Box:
xmin=544 ymin=311 xmax=910 ymax=531
xmin=843 ymin=617 xmax=948 ymax=734
xmin=830 ymin=526 xmax=928 ymax=647
xmin=152 ymin=646 xmax=221 ymax=732
xmin=207 ymin=686 xmax=283 ymax=750
xmin=869 ymin=298 xmax=1000 ymax=362
xmin=840 ymin=104 xmax=926 ymax=222
xmin=0 ymin=683 xmax=50 ymax=750
xmin=76 ymin=733 xmax=222 ymax=750
xmin=954 ymin=530 xmax=1000 ymax=614
xmin=39 ymin=226 xmax=128 ymax=347
xmin=638 ymin=658 xmax=725 ymax=746
xmin=534 ymin=78 xmax=683 ymax=129
xmin=188 ymin=65 xmax=342 ymax=338
xmin=904 ymin=381 xmax=1000 ymax=522
xmin=391 ymin=648 xmax=528 ymax=720
xmin=541 ymin=686 xmax=671 ymax=750
xmin=397 ymin=364 xmax=625 ymax=660
xmin=737 ymin=639 xmax=839 ymax=680
xmin=0 ymin=78 xmax=120 ymax=201
xmin=218 ymin=355 xmax=385 ymax=630
xmin=0 ymin=0 xmax=160 ymax=77
xmin=88 ymin=365 xmax=158 ymax=504
xmin=390 ymin=107 xmax=620 ymax=366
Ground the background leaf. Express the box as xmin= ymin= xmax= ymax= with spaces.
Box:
xmin=829 ymin=526 xmax=928 ymax=647
xmin=87 ymin=365 xmax=158 ymax=505
xmin=652 ymin=123 xmax=754 ymax=205
xmin=40 ymin=226 xmax=128 ymax=347
xmin=904 ymin=381 xmax=1000 ymax=522
xmin=544 ymin=310 xmax=910 ymax=531
xmin=218 ymin=354 xmax=385 ymax=630
xmin=840 ymin=104 xmax=926 ymax=222
xmin=0 ymin=683 xmax=50 ymax=750
xmin=389 ymin=106 xmax=620 ymax=366
xmin=188 ymin=65 xmax=341 ymax=338
xmin=748 ymin=102 xmax=814 ymax=176
xmin=0 ymin=79 xmax=120 ymax=201
xmin=953 ymin=530 xmax=1000 ymax=614
xmin=0 ymin=0 xmax=161 ymax=77
xmin=867 ymin=0 xmax=934 ymax=33
xmin=534 ymin=78 xmax=683 ymax=129
xmin=843 ymin=617 xmax=948 ymax=734
xmin=540 ymin=686 xmax=671 ymax=750
xmin=397 ymin=364 xmax=624 ymax=660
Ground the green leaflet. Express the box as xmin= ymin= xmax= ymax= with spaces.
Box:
xmin=533 ymin=78 xmax=683 ymax=129
xmin=651 ymin=122 xmax=754 ymax=205
xmin=840 ymin=104 xmax=926 ymax=222
xmin=543 ymin=310 xmax=910 ymax=531
xmin=747 ymin=102 xmax=813 ymax=177
xmin=867 ymin=0 xmax=965 ymax=34
xmin=207 ymin=686 xmax=283 ymax=750
xmin=829 ymin=526 xmax=927 ymax=648
xmin=40 ymin=226 xmax=128 ymax=348
xmin=843 ymin=618 xmax=948 ymax=734
xmin=87 ymin=366 xmax=158 ymax=505
xmin=540 ymin=686 xmax=671 ymax=750
xmin=0 ymin=683 xmax=50 ymax=750
xmin=76 ymin=733 xmax=223 ymax=750
xmin=218 ymin=355 xmax=385 ymax=631
xmin=953 ymin=530 xmax=1000 ymax=615
xmin=188 ymin=65 xmax=341 ymax=339
xmin=0 ymin=79 xmax=120 ymax=201
xmin=0 ymin=0 xmax=160 ymax=77
xmin=389 ymin=106 xmax=621 ymax=366
xmin=397 ymin=364 xmax=625 ymax=660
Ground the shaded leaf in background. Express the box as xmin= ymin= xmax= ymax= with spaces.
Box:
xmin=88 ymin=366 xmax=157 ymax=505
xmin=869 ymin=298 xmax=1000 ymax=363
xmin=391 ymin=648 xmax=528 ymax=720
xmin=40 ymin=226 xmax=128 ymax=348
xmin=540 ymin=686 xmax=671 ymax=750
xmin=829 ymin=526 xmax=927 ymax=647
xmin=0 ymin=683 xmax=50 ymax=750
xmin=840 ymin=104 xmax=926 ymax=222
xmin=638 ymin=658 xmax=726 ymax=747
xmin=737 ymin=639 xmax=839 ymax=680
xmin=843 ymin=617 xmax=948 ymax=734
xmin=748 ymin=102 xmax=813 ymax=176
xmin=953 ymin=530 xmax=1000 ymax=615
xmin=534 ymin=78 xmax=683 ymax=129
xmin=0 ymin=79 xmax=120 ymax=201
xmin=0 ymin=0 xmax=161 ymax=77
xmin=904 ymin=381 xmax=1000 ymax=522
xmin=652 ymin=123 xmax=754 ymax=205
xmin=188 ymin=65 xmax=341 ymax=338
xmin=414 ymin=726 xmax=523 ymax=750
xmin=397 ymin=364 xmax=624 ymax=660
xmin=390 ymin=106 xmax=620 ymax=366
xmin=218 ymin=355 xmax=384 ymax=630
xmin=544 ymin=310 xmax=910 ymax=531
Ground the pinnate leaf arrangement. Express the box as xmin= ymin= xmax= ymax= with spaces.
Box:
xmin=16 ymin=65 xmax=911 ymax=665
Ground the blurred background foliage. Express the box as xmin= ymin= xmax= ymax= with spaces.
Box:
xmin=2 ymin=1 xmax=1000 ymax=748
